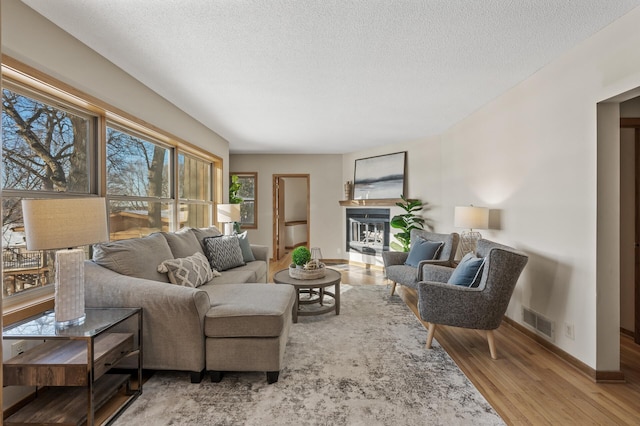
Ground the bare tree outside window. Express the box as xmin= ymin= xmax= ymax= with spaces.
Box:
xmin=106 ymin=127 xmax=171 ymax=237
xmin=2 ymin=87 xmax=93 ymax=298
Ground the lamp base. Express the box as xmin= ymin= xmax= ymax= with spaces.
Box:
xmin=54 ymin=248 xmax=86 ymax=328
xmin=460 ymin=230 xmax=482 ymax=257
xmin=223 ymin=222 xmax=235 ymax=236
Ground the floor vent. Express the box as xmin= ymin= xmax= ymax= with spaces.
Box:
xmin=522 ymin=307 xmax=554 ymax=340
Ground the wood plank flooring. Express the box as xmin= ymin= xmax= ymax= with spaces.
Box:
xmin=269 ymin=257 xmax=640 ymax=425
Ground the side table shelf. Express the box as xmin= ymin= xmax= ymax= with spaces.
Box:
xmin=4 ymin=374 xmax=131 ymax=426
xmin=2 ymin=308 xmax=143 ymax=426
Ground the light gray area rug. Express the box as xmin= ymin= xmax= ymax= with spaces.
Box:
xmin=114 ymin=284 xmax=504 ymax=425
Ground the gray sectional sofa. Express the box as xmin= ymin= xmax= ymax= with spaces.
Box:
xmin=84 ymin=226 xmax=296 ymax=383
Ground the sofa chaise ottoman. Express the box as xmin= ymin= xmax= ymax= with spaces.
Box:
xmin=84 ymin=226 xmax=295 ymax=383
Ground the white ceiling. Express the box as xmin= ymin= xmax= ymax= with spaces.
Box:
xmin=22 ymin=0 xmax=640 ymax=154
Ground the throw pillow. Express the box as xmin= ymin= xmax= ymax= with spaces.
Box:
xmin=203 ymin=235 xmax=246 ymax=271
xmin=161 ymin=228 xmax=205 ymax=258
xmin=404 ymin=237 xmax=444 ymax=267
xmin=157 ymin=252 xmax=220 ymax=288
xmin=236 ymin=231 xmax=256 ymax=262
xmin=93 ymin=233 xmax=173 ymax=283
xmin=448 ymin=253 xmax=486 ymax=287
xmin=191 ymin=226 xmax=223 ymax=252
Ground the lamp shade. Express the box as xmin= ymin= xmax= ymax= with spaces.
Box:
xmin=454 ymin=206 xmax=489 ymax=230
xmin=22 ymin=197 xmax=109 ymax=250
xmin=217 ymin=203 xmax=241 ymax=223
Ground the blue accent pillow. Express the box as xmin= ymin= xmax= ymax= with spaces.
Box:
xmin=448 ymin=253 xmax=485 ymax=287
xmin=236 ymin=231 xmax=256 ymax=262
xmin=404 ymin=237 xmax=443 ymax=267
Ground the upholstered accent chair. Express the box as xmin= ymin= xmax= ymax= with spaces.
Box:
xmin=382 ymin=229 xmax=460 ymax=296
xmin=417 ymin=239 xmax=528 ymax=359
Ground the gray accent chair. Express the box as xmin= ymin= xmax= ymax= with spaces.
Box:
xmin=382 ymin=230 xmax=460 ymax=296
xmin=417 ymin=239 xmax=528 ymax=359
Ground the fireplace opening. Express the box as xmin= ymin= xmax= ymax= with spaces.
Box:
xmin=345 ymin=208 xmax=390 ymax=256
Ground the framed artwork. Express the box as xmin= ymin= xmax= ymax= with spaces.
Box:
xmin=353 ymin=151 xmax=406 ymax=200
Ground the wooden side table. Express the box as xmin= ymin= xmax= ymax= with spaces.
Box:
xmin=2 ymin=308 xmax=143 ymax=425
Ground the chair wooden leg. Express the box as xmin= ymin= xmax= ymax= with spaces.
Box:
xmin=487 ymin=330 xmax=497 ymax=359
xmin=390 ymin=282 xmax=397 ymax=296
xmin=426 ymin=323 xmax=437 ymax=349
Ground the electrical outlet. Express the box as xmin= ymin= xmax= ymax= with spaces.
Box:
xmin=11 ymin=340 xmax=27 ymax=357
xmin=564 ymin=323 xmax=575 ymax=340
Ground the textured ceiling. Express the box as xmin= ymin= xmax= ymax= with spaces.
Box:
xmin=21 ymin=0 xmax=640 ymax=154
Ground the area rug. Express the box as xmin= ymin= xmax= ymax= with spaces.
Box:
xmin=114 ymin=284 xmax=503 ymax=425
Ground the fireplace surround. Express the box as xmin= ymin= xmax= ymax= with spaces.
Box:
xmin=345 ymin=208 xmax=390 ymax=257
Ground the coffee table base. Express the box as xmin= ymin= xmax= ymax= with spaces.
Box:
xmin=273 ymin=268 xmax=341 ymax=323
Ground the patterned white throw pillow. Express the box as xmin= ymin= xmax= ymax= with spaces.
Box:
xmin=203 ymin=235 xmax=246 ymax=271
xmin=157 ymin=252 xmax=220 ymax=287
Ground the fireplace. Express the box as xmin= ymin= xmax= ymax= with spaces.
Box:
xmin=346 ymin=208 xmax=390 ymax=256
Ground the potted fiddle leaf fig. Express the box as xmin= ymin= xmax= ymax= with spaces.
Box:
xmin=390 ymin=194 xmax=425 ymax=252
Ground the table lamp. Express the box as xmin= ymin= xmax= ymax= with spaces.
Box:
xmin=217 ymin=203 xmax=241 ymax=235
xmin=454 ymin=205 xmax=489 ymax=257
xmin=21 ymin=197 xmax=109 ymax=328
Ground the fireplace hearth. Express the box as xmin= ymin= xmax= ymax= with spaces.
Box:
xmin=345 ymin=208 xmax=390 ymax=256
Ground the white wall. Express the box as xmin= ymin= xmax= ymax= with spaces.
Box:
xmin=1 ymin=0 xmax=231 ymax=194
xmin=229 ymin=154 xmax=343 ymax=259
xmin=283 ymin=177 xmax=308 ymax=222
xmin=345 ymin=7 xmax=640 ymax=371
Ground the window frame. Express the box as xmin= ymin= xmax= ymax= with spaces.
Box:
xmin=231 ymin=172 xmax=258 ymax=229
xmin=2 ymin=56 xmax=223 ymax=324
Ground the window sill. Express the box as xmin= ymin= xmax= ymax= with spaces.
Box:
xmin=3 ymin=291 xmax=54 ymax=326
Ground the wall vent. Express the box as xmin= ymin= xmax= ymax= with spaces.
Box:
xmin=522 ymin=307 xmax=555 ymax=340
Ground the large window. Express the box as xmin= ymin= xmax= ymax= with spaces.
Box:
xmin=1 ymin=59 xmax=221 ymax=310
xmin=2 ymin=83 xmax=98 ymax=300
xmin=231 ymin=172 xmax=257 ymax=229
xmin=179 ymin=153 xmax=212 ymax=228
xmin=106 ymin=125 xmax=173 ymax=239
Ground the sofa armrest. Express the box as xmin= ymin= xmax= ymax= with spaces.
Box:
xmin=250 ymin=244 xmax=269 ymax=262
xmin=382 ymin=251 xmax=409 ymax=268
xmin=84 ymin=261 xmax=210 ymax=372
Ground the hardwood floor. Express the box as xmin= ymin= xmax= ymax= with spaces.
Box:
xmin=270 ymin=256 xmax=640 ymax=425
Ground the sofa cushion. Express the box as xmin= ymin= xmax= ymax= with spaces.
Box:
xmin=204 ymin=235 xmax=245 ymax=271
xmin=236 ymin=231 xmax=256 ymax=262
xmin=205 ymin=261 xmax=266 ymax=284
xmin=93 ymin=233 xmax=173 ymax=283
xmin=448 ymin=253 xmax=485 ymax=287
xmin=191 ymin=226 xmax=223 ymax=252
xmin=405 ymin=237 xmax=443 ymax=267
xmin=158 ymin=252 xmax=220 ymax=287
xmin=162 ymin=228 xmax=204 ymax=258
xmin=203 ymin=284 xmax=296 ymax=338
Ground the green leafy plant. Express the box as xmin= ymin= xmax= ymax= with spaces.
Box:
xmin=291 ymin=246 xmax=311 ymax=266
xmin=229 ymin=174 xmax=243 ymax=204
xmin=390 ymin=194 xmax=425 ymax=252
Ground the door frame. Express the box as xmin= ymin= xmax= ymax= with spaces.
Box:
xmin=272 ymin=174 xmax=310 ymax=261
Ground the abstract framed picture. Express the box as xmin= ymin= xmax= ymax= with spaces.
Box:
xmin=353 ymin=151 xmax=406 ymax=200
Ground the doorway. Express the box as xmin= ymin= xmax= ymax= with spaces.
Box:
xmin=272 ymin=174 xmax=310 ymax=261
xmin=621 ymin=104 xmax=640 ymax=345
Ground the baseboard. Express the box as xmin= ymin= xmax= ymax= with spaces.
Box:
xmin=503 ymin=317 xmax=625 ymax=383
xmin=326 ymin=259 xmax=384 ymax=271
